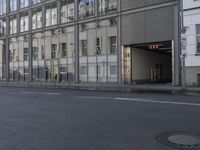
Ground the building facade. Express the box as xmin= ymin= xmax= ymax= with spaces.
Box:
xmin=0 ymin=0 xmax=180 ymax=86
xmin=182 ymin=0 xmax=200 ymax=86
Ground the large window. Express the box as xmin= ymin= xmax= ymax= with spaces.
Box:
xmin=10 ymin=15 xmax=17 ymax=34
xmin=197 ymin=24 xmax=200 ymax=53
xmin=98 ymin=0 xmax=117 ymax=14
xmin=61 ymin=0 xmax=75 ymax=23
xmin=45 ymin=3 xmax=57 ymax=27
xmin=20 ymin=0 xmax=29 ymax=8
xmin=79 ymin=0 xmax=94 ymax=18
xmin=10 ymin=0 xmax=17 ymax=12
xmin=0 ymin=18 xmax=6 ymax=36
xmin=32 ymin=8 xmax=42 ymax=30
xmin=20 ymin=12 xmax=29 ymax=32
xmin=0 ymin=0 xmax=6 ymax=15
xmin=79 ymin=18 xmax=118 ymax=83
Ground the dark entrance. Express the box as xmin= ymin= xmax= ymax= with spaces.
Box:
xmin=131 ymin=41 xmax=172 ymax=84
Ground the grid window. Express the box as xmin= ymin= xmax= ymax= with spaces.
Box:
xmin=32 ymin=0 xmax=41 ymax=5
xmin=32 ymin=47 xmax=39 ymax=60
xmin=80 ymin=40 xmax=87 ymax=56
xmin=24 ymin=48 xmax=28 ymax=61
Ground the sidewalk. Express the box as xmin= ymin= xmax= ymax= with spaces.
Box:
xmin=1 ymin=81 xmax=200 ymax=94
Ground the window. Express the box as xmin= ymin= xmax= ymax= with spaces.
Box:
xmin=9 ymin=49 xmax=16 ymax=62
xmin=80 ymin=66 xmax=87 ymax=75
xmin=24 ymin=48 xmax=28 ymax=61
xmin=45 ymin=3 xmax=57 ymax=27
xmin=61 ymin=0 xmax=75 ymax=23
xmin=32 ymin=8 xmax=42 ymax=29
xmin=32 ymin=47 xmax=39 ymax=60
xmin=60 ymin=43 xmax=67 ymax=58
xmin=80 ymin=40 xmax=87 ymax=56
xmin=0 ymin=18 xmax=6 ymax=36
xmin=109 ymin=36 xmax=117 ymax=54
xmin=79 ymin=0 xmax=94 ymax=18
xmin=196 ymin=24 xmax=200 ymax=53
xmin=32 ymin=0 xmax=41 ymax=5
xmin=20 ymin=12 xmax=29 ymax=32
xmin=20 ymin=0 xmax=29 ymax=8
xmin=0 ymin=0 xmax=6 ymax=15
xmin=51 ymin=44 xmax=57 ymax=59
xmin=96 ymin=37 xmax=101 ymax=55
xmin=10 ymin=0 xmax=17 ymax=12
xmin=98 ymin=0 xmax=117 ymax=14
xmin=10 ymin=15 xmax=17 ymax=34
xmin=110 ymin=65 xmax=117 ymax=75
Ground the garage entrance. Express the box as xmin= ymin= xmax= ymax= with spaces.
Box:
xmin=123 ymin=41 xmax=173 ymax=84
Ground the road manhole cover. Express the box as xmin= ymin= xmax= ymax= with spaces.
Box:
xmin=156 ymin=132 xmax=200 ymax=150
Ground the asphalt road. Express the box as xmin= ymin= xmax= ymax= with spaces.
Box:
xmin=0 ymin=87 xmax=199 ymax=150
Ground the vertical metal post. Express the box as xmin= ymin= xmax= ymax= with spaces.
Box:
xmin=180 ymin=0 xmax=187 ymax=89
xmin=74 ymin=0 xmax=79 ymax=83
xmin=117 ymin=0 xmax=122 ymax=84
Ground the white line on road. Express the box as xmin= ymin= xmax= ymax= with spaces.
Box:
xmin=115 ymin=98 xmax=200 ymax=107
xmin=21 ymin=92 xmax=61 ymax=95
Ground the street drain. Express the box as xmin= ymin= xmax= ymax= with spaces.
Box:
xmin=156 ymin=132 xmax=200 ymax=150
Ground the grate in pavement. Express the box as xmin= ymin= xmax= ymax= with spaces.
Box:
xmin=156 ymin=131 xmax=200 ymax=150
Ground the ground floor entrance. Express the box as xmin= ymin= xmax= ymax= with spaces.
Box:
xmin=123 ymin=41 xmax=173 ymax=84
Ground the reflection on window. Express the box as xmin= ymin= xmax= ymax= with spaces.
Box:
xmin=32 ymin=47 xmax=39 ymax=60
xmin=20 ymin=0 xmax=29 ymax=8
xmin=24 ymin=48 xmax=28 ymax=61
xmin=61 ymin=0 xmax=75 ymax=23
xmin=79 ymin=0 xmax=94 ymax=18
xmin=10 ymin=0 xmax=17 ymax=12
xmin=20 ymin=12 xmax=29 ymax=32
xmin=109 ymin=36 xmax=117 ymax=54
xmin=51 ymin=44 xmax=57 ymax=58
xmin=80 ymin=40 xmax=87 ymax=56
xmin=32 ymin=0 xmax=41 ymax=5
xmin=32 ymin=8 xmax=42 ymax=30
xmin=0 ymin=18 xmax=6 ymax=36
xmin=45 ymin=3 xmax=57 ymax=27
xmin=10 ymin=15 xmax=17 ymax=34
xmin=98 ymin=0 xmax=117 ymax=14
xmin=0 ymin=0 xmax=6 ymax=15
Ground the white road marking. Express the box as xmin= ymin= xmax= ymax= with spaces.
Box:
xmin=115 ymin=98 xmax=200 ymax=107
xmin=21 ymin=91 xmax=61 ymax=95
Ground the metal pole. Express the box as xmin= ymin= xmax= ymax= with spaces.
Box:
xmin=180 ymin=0 xmax=187 ymax=90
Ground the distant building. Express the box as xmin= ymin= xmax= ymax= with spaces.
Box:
xmin=0 ymin=0 xmax=180 ymax=86
xmin=182 ymin=0 xmax=200 ymax=86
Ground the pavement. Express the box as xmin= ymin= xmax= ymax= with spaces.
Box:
xmin=0 ymin=87 xmax=199 ymax=150
xmin=1 ymin=81 xmax=200 ymax=93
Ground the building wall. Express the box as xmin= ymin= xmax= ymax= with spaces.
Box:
xmin=186 ymin=66 xmax=200 ymax=86
xmin=183 ymin=0 xmax=200 ymax=86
